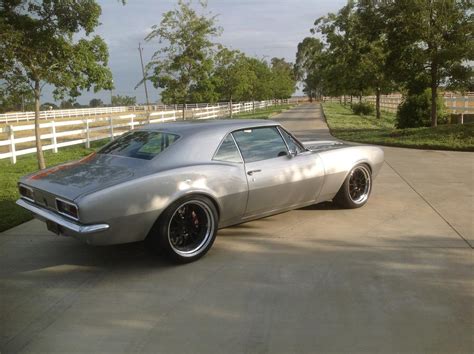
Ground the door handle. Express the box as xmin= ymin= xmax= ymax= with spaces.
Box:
xmin=247 ymin=169 xmax=262 ymax=176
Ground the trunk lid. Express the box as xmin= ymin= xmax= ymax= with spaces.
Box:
xmin=21 ymin=153 xmax=146 ymax=202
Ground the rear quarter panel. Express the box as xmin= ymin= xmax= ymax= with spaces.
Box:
xmin=75 ymin=162 xmax=248 ymax=244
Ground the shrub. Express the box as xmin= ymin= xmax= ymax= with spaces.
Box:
xmin=351 ymin=102 xmax=374 ymax=116
xmin=396 ymin=89 xmax=446 ymax=128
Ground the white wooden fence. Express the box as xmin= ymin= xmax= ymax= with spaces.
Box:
xmin=0 ymin=99 xmax=291 ymax=163
xmin=0 ymin=106 xmax=128 ymax=123
xmin=0 ymin=98 xmax=300 ymax=124
xmin=323 ymin=93 xmax=474 ymax=119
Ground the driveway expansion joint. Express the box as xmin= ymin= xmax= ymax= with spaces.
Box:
xmin=384 ymin=160 xmax=473 ymax=249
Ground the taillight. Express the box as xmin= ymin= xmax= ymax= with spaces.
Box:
xmin=19 ymin=185 xmax=34 ymax=202
xmin=56 ymin=198 xmax=79 ymax=220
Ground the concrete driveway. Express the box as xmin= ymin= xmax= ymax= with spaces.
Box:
xmin=1 ymin=104 xmax=472 ymax=353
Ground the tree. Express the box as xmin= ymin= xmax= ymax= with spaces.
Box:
xmin=295 ymin=37 xmax=325 ymax=101
xmin=0 ymin=83 xmax=34 ymax=113
xmin=60 ymin=100 xmax=75 ymax=109
xmin=314 ymin=4 xmax=365 ymax=101
xmin=145 ymin=0 xmax=221 ymax=118
xmin=213 ymin=47 xmax=254 ymax=116
xmin=270 ymin=58 xmax=296 ymax=99
xmin=0 ymin=0 xmax=114 ymax=169
xmin=350 ymin=1 xmax=395 ymax=118
xmin=111 ymin=95 xmax=136 ymax=106
xmin=245 ymin=57 xmax=273 ymax=102
xmin=89 ymin=98 xmax=104 ymax=108
xmin=309 ymin=1 xmax=396 ymax=117
xmin=381 ymin=0 xmax=473 ymax=126
xmin=40 ymin=102 xmax=58 ymax=110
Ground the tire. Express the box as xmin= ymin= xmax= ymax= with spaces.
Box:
xmin=146 ymin=195 xmax=218 ymax=263
xmin=333 ymin=164 xmax=372 ymax=209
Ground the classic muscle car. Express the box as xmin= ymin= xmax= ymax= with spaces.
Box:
xmin=17 ymin=119 xmax=384 ymax=262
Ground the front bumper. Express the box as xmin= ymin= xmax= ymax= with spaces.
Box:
xmin=16 ymin=198 xmax=109 ymax=235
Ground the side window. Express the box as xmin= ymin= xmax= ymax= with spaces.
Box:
xmin=278 ymin=127 xmax=305 ymax=154
xmin=232 ymin=127 xmax=288 ymax=163
xmin=213 ymin=134 xmax=243 ymax=163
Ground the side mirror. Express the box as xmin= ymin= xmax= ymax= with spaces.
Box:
xmin=288 ymin=146 xmax=297 ymax=158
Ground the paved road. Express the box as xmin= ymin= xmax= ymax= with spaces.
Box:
xmin=1 ymin=104 xmax=472 ymax=353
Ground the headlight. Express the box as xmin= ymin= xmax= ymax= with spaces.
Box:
xmin=19 ymin=185 xmax=34 ymax=202
xmin=56 ymin=198 xmax=79 ymax=220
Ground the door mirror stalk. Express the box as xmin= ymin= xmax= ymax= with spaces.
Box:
xmin=288 ymin=147 xmax=297 ymax=158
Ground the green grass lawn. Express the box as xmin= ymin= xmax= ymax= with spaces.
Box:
xmin=0 ymin=104 xmax=295 ymax=232
xmin=323 ymin=102 xmax=474 ymax=151
xmin=0 ymin=141 xmax=104 ymax=232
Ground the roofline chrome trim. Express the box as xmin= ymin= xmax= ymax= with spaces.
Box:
xmin=16 ymin=199 xmax=109 ymax=234
xmin=229 ymin=133 xmax=245 ymax=163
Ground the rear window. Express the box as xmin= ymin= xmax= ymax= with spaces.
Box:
xmin=98 ymin=131 xmax=179 ymax=160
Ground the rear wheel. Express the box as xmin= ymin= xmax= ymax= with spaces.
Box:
xmin=334 ymin=164 xmax=372 ymax=209
xmin=147 ymin=195 xmax=218 ymax=263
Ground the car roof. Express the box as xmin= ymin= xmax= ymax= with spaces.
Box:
xmin=139 ymin=119 xmax=279 ymax=137
xmin=134 ymin=119 xmax=283 ymax=168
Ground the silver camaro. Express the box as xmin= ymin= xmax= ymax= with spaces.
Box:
xmin=17 ymin=119 xmax=384 ymax=262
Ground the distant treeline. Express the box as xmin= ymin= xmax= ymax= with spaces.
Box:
xmin=295 ymin=0 xmax=473 ymax=126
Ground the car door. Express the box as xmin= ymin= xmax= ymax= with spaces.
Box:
xmin=232 ymin=126 xmax=323 ymax=218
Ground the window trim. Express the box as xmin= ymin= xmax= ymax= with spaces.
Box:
xmin=230 ymin=125 xmax=291 ymax=163
xmin=212 ymin=133 xmax=244 ymax=164
xmin=277 ymin=126 xmax=307 ymax=153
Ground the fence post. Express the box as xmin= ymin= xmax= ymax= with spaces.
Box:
xmin=109 ymin=117 xmax=114 ymax=140
xmin=7 ymin=125 xmax=16 ymax=164
xmin=464 ymin=97 xmax=468 ymax=120
xmin=130 ymin=114 xmax=135 ymax=130
xmin=51 ymin=120 xmax=58 ymax=153
xmin=85 ymin=119 xmax=90 ymax=148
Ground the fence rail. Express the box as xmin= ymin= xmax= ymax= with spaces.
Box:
xmin=323 ymin=93 xmax=474 ymax=118
xmin=0 ymin=99 xmax=294 ymax=163
xmin=0 ymin=98 xmax=303 ymax=124
xmin=0 ymin=106 xmax=129 ymax=123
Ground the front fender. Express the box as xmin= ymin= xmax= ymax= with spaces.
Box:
xmin=316 ymin=146 xmax=384 ymax=203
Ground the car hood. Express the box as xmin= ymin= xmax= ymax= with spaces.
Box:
xmin=21 ymin=153 xmax=147 ymax=201
xmin=303 ymin=140 xmax=351 ymax=152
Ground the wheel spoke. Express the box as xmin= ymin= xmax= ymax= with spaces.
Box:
xmin=348 ymin=166 xmax=371 ymax=204
xmin=168 ymin=201 xmax=214 ymax=255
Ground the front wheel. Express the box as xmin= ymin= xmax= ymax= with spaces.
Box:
xmin=333 ymin=164 xmax=372 ymax=209
xmin=147 ymin=195 xmax=218 ymax=263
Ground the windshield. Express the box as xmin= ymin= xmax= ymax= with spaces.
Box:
xmin=98 ymin=131 xmax=179 ymax=160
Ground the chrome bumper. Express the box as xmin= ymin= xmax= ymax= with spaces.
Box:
xmin=16 ymin=198 xmax=109 ymax=234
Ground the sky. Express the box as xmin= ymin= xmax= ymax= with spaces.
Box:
xmin=43 ymin=0 xmax=347 ymax=105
